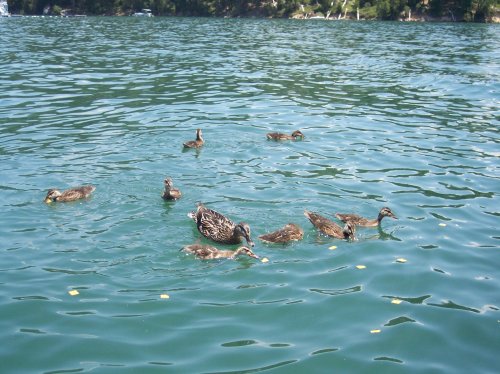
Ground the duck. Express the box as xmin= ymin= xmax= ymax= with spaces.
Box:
xmin=266 ymin=130 xmax=304 ymax=141
xmin=188 ymin=203 xmax=255 ymax=247
xmin=304 ymin=210 xmax=356 ymax=240
xmin=259 ymin=223 xmax=303 ymax=244
xmin=183 ymin=128 xmax=204 ymax=148
xmin=44 ymin=185 xmax=95 ymax=203
xmin=335 ymin=207 xmax=397 ymax=227
xmin=162 ymin=177 xmax=182 ymax=200
xmin=181 ymin=244 xmax=259 ymax=260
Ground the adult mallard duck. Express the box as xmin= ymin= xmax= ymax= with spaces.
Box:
xmin=335 ymin=207 xmax=397 ymax=227
xmin=162 ymin=177 xmax=182 ymax=200
xmin=181 ymin=244 xmax=259 ymax=260
xmin=188 ymin=203 xmax=255 ymax=247
xmin=259 ymin=223 xmax=303 ymax=244
xmin=183 ymin=128 xmax=204 ymax=148
xmin=44 ymin=185 xmax=95 ymax=203
xmin=304 ymin=210 xmax=356 ymax=240
xmin=266 ymin=130 xmax=304 ymax=141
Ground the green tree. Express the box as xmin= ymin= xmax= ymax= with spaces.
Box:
xmin=473 ymin=0 xmax=495 ymax=20
xmin=376 ymin=0 xmax=391 ymax=18
xmin=318 ymin=0 xmax=336 ymax=15
xmin=375 ymin=0 xmax=408 ymax=19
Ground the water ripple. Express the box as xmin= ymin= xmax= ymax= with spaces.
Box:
xmin=1 ymin=17 xmax=499 ymax=374
xmin=203 ymin=360 xmax=298 ymax=374
xmin=309 ymin=286 xmax=362 ymax=296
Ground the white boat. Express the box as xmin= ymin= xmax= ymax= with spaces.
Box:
xmin=133 ymin=8 xmax=153 ymax=17
xmin=0 ymin=0 xmax=10 ymax=17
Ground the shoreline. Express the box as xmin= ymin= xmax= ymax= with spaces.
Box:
xmin=2 ymin=12 xmax=499 ymax=23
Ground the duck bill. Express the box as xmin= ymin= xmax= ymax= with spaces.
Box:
xmin=242 ymin=230 xmax=255 ymax=247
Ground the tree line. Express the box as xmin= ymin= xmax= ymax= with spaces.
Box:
xmin=7 ymin=0 xmax=498 ymax=21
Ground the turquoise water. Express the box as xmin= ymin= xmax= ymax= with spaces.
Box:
xmin=1 ymin=16 xmax=499 ymax=373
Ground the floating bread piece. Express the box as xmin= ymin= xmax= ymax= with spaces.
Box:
xmin=328 ymin=246 xmax=337 ymax=250
xmin=391 ymin=299 xmax=403 ymax=304
xmin=356 ymin=265 xmax=366 ymax=270
xmin=160 ymin=294 xmax=170 ymax=299
xmin=370 ymin=329 xmax=381 ymax=334
xmin=439 ymin=223 xmax=447 ymax=227
xmin=396 ymin=258 xmax=407 ymax=263
xmin=68 ymin=290 xmax=79 ymax=296
xmin=261 ymin=257 xmax=269 ymax=263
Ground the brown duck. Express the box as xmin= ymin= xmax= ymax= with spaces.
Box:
xmin=304 ymin=210 xmax=356 ymax=240
xmin=266 ymin=130 xmax=304 ymax=141
xmin=335 ymin=207 xmax=397 ymax=227
xmin=183 ymin=128 xmax=204 ymax=148
xmin=162 ymin=177 xmax=182 ymax=200
xmin=181 ymin=244 xmax=259 ymax=260
xmin=259 ymin=223 xmax=303 ymax=244
xmin=44 ymin=185 xmax=95 ymax=203
xmin=188 ymin=203 xmax=255 ymax=247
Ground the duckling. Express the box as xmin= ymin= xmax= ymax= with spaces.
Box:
xmin=183 ymin=128 xmax=204 ymax=148
xmin=335 ymin=207 xmax=397 ymax=227
xmin=162 ymin=177 xmax=182 ymax=200
xmin=259 ymin=223 xmax=303 ymax=244
xmin=181 ymin=244 xmax=259 ymax=260
xmin=304 ymin=210 xmax=356 ymax=240
xmin=188 ymin=203 xmax=255 ymax=247
xmin=44 ymin=185 xmax=95 ymax=203
xmin=266 ymin=130 xmax=304 ymax=141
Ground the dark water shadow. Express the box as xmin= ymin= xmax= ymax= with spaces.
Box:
xmin=202 ymin=359 xmax=298 ymax=374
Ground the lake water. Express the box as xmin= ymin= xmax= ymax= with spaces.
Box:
xmin=0 ymin=16 xmax=499 ymax=373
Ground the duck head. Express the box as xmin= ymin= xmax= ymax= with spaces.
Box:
xmin=291 ymin=130 xmax=304 ymax=139
xmin=343 ymin=221 xmax=356 ymax=241
xmin=164 ymin=177 xmax=173 ymax=189
xmin=231 ymin=246 xmax=259 ymax=259
xmin=44 ymin=189 xmax=61 ymax=203
xmin=235 ymin=222 xmax=255 ymax=247
xmin=196 ymin=128 xmax=203 ymax=141
xmin=380 ymin=207 xmax=397 ymax=220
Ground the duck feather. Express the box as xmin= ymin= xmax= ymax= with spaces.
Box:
xmin=259 ymin=223 xmax=303 ymax=244
xmin=304 ymin=210 xmax=355 ymax=240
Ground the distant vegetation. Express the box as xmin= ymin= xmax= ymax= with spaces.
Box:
xmin=7 ymin=0 xmax=499 ymax=21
